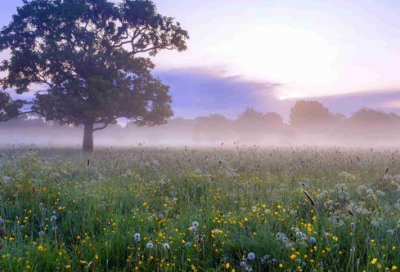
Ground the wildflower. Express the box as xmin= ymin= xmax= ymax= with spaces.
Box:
xmin=371 ymin=221 xmax=379 ymax=228
xmin=290 ymin=254 xmax=297 ymax=260
xmin=38 ymin=231 xmax=45 ymax=236
xmin=192 ymin=221 xmax=199 ymax=227
xmin=214 ymin=229 xmax=220 ymax=235
xmin=146 ymin=242 xmax=153 ymax=249
xmin=185 ymin=242 xmax=192 ymax=247
xmin=371 ymin=258 xmax=378 ymax=265
xmin=163 ymin=243 xmax=170 ymax=250
xmin=285 ymin=243 xmax=294 ymax=249
xmin=310 ymin=237 xmax=317 ymax=243
xmin=134 ymin=233 xmax=141 ymax=242
xmin=190 ymin=226 xmax=197 ymax=233
xmin=392 ymin=266 xmax=398 ymax=271
xmin=386 ymin=229 xmax=395 ymax=235
xmin=275 ymin=232 xmax=288 ymax=243
xmin=38 ymin=246 xmax=43 ymax=252
xmin=196 ymin=235 xmax=204 ymax=243
xmin=247 ymin=252 xmax=256 ymax=260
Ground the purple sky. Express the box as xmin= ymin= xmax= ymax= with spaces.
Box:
xmin=2 ymin=0 xmax=400 ymax=122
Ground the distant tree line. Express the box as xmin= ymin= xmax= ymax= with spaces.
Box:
xmin=2 ymin=100 xmax=400 ymax=146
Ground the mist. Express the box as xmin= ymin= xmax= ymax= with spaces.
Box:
xmin=2 ymin=101 xmax=400 ymax=149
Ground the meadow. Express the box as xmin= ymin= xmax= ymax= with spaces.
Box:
xmin=0 ymin=145 xmax=399 ymax=272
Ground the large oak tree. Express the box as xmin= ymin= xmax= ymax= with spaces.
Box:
xmin=0 ymin=0 xmax=189 ymax=151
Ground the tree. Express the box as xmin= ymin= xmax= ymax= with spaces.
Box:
xmin=0 ymin=0 xmax=189 ymax=151
xmin=264 ymin=112 xmax=284 ymax=130
xmin=234 ymin=108 xmax=283 ymax=142
xmin=289 ymin=100 xmax=335 ymax=132
xmin=345 ymin=108 xmax=400 ymax=142
xmin=234 ymin=108 xmax=264 ymax=140
xmin=192 ymin=114 xmax=232 ymax=143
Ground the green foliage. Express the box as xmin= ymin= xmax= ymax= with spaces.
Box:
xmin=234 ymin=108 xmax=284 ymax=142
xmin=290 ymin=100 xmax=336 ymax=132
xmin=0 ymin=146 xmax=399 ymax=271
xmin=0 ymin=91 xmax=26 ymax=122
xmin=193 ymin=114 xmax=233 ymax=142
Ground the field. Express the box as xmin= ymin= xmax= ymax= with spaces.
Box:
xmin=0 ymin=145 xmax=399 ymax=272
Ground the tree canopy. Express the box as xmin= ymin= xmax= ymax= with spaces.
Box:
xmin=0 ymin=91 xmax=25 ymax=121
xmin=290 ymin=100 xmax=336 ymax=132
xmin=192 ymin=114 xmax=232 ymax=142
xmin=233 ymin=108 xmax=283 ymax=142
xmin=0 ymin=0 xmax=189 ymax=150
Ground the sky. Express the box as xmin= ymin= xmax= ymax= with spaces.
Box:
xmin=2 ymin=0 xmax=400 ymax=122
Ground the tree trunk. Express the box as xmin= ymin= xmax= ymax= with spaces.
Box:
xmin=83 ymin=121 xmax=94 ymax=152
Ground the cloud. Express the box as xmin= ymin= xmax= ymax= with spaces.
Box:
xmin=153 ymin=66 xmax=281 ymax=119
xmin=298 ymin=89 xmax=400 ymax=116
xmin=380 ymin=100 xmax=400 ymax=109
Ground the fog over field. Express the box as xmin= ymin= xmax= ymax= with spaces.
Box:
xmin=2 ymin=103 xmax=400 ymax=149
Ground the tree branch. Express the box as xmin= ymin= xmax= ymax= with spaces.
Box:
xmin=94 ymin=118 xmax=106 ymax=124
xmin=93 ymin=122 xmax=111 ymax=132
xmin=0 ymin=110 xmax=44 ymax=122
xmin=129 ymin=45 xmax=174 ymax=56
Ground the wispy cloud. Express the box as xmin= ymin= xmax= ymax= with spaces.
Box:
xmin=154 ymin=66 xmax=281 ymax=119
xmin=378 ymin=99 xmax=400 ymax=109
xmin=309 ymin=89 xmax=400 ymax=116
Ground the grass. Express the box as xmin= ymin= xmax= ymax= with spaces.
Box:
xmin=0 ymin=145 xmax=399 ymax=271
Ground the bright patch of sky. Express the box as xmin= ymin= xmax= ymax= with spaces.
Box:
xmin=152 ymin=0 xmax=400 ymax=100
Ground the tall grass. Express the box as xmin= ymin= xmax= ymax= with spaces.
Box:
xmin=0 ymin=145 xmax=399 ymax=271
